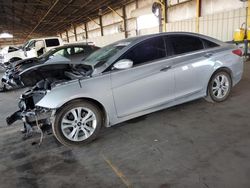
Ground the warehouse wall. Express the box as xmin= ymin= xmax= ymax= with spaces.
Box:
xmin=61 ymin=0 xmax=248 ymax=46
xmin=166 ymin=0 xmax=247 ymax=41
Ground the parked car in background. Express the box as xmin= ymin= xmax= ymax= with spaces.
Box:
xmin=1 ymin=37 xmax=63 ymax=65
xmin=7 ymin=32 xmax=244 ymax=146
xmin=0 ymin=46 xmax=20 ymax=65
xmin=0 ymin=43 xmax=99 ymax=91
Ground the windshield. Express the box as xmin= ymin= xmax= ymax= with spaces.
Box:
xmin=22 ymin=41 xmax=30 ymax=49
xmin=84 ymin=41 xmax=131 ymax=65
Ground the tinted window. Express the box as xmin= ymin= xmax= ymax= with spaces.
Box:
xmin=45 ymin=39 xmax=60 ymax=47
xmin=168 ymin=35 xmax=204 ymax=55
xmin=121 ymin=37 xmax=166 ymax=66
xmin=202 ymin=39 xmax=219 ymax=48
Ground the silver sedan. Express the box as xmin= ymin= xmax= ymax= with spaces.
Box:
xmin=33 ymin=32 xmax=244 ymax=146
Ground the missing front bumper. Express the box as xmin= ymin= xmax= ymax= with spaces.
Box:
xmin=6 ymin=109 xmax=52 ymax=126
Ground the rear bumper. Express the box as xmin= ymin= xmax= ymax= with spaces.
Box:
xmin=232 ymin=58 xmax=244 ymax=86
xmin=233 ymin=71 xmax=243 ymax=86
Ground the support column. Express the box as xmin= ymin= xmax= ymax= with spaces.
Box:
xmin=66 ymin=30 xmax=69 ymax=42
xmin=164 ymin=0 xmax=168 ymax=32
xmin=247 ymin=0 xmax=250 ymax=28
xmin=161 ymin=0 xmax=166 ymax=32
xmin=196 ymin=0 xmax=201 ymax=33
xmin=157 ymin=0 xmax=167 ymax=32
xmin=84 ymin=23 xmax=88 ymax=39
xmin=99 ymin=16 xmax=104 ymax=36
xmin=73 ymin=25 xmax=77 ymax=41
xmin=122 ymin=5 xmax=128 ymax=38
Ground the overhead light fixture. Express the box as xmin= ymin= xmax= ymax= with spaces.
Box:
xmin=0 ymin=32 xmax=13 ymax=39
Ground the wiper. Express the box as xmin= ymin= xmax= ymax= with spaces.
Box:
xmin=72 ymin=65 xmax=86 ymax=78
xmin=94 ymin=60 xmax=106 ymax=68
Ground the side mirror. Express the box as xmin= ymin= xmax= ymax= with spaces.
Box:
xmin=113 ymin=59 xmax=133 ymax=70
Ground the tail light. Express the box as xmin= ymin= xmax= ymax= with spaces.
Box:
xmin=232 ymin=49 xmax=242 ymax=57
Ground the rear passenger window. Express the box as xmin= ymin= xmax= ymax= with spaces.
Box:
xmin=202 ymin=39 xmax=219 ymax=48
xmin=121 ymin=37 xmax=166 ymax=66
xmin=45 ymin=39 xmax=60 ymax=47
xmin=168 ymin=35 xmax=204 ymax=55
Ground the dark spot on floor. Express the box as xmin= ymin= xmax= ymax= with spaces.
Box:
xmin=17 ymin=177 xmax=39 ymax=188
xmin=11 ymin=150 xmax=30 ymax=160
xmin=16 ymin=162 xmax=33 ymax=173
xmin=233 ymin=150 xmax=248 ymax=159
xmin=159 ymin=183 xmax=171 ymax=188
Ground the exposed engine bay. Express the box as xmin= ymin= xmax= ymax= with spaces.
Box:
xmin=1 ymin=56 xmax=92 ymax=91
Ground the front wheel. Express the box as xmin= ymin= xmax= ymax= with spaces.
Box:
xmin=206 ymin=71 xmax=232 ymax=102
xmin=53 ymin=101 xmax=103 ymax=147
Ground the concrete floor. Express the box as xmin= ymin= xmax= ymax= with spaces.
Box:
xmin=0 ymin=62 xmax=250 ymax=188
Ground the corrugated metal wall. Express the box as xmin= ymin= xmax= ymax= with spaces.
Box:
xmin=166 ymin=7 xmax=247 ymax=42
xmin=61 ymin=0 xmax=248 ymax=46
xmin=199 ymin=8 xmax=246 ymax=41
xmin=166 ymin=18 xmax=196 ymax=33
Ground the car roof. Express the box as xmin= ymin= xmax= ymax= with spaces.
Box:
xmin=63 ymin=43 xmax=94 ymax=47
xmin=29 ymin=36 xmax=61 ymax=41
xmin=52 ymin=43 xmax=97 ymax=50
xmin=118 ymin=32 xmax=223 ymax=45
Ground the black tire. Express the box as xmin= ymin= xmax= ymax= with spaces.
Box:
xmin=206 ymin=71 xmax=232 ymax=103
xmin=53 ymin=100 xmax=103 ymax=147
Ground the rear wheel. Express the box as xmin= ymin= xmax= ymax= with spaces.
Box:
xmin=53 ymin=101 xmax=103 ymax=147
xmin=206 ymin=71 xmax=232 ymax=102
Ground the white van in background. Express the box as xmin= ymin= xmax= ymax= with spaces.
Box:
xmin=1 ymin=37 xmax=64 ymax=65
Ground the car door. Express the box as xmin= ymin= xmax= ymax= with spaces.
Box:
xmin=166 ymin=35 xmax=208 ymax=99
xmin=25 ymin=40 xmax=38 ymax=58
xmin=111 ymin=36 xmax=175 ymax=118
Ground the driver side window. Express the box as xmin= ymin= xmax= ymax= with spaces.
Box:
xmin=120 ymin=36 xmax=166 ymax=67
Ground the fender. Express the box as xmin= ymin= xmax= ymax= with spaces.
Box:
xmin=35 ymin=74 xmax=118 ymax=125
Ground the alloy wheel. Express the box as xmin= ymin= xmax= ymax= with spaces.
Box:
xmin=212 ymin=74 xmax=230 ymax=99
xmin=61 ymin=107 xmax=97 ymax=142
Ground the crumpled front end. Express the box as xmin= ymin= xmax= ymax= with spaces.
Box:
xmin=6 ymin=80 xmax=54 ymax=140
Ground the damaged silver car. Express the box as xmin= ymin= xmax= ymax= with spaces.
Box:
xmin=7 ymin=32 xmax=244 ymax=146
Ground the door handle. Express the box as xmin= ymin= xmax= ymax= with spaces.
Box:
xmin=160 ymin=66 xmax=171 ymax=72
xmin=204 ymin=53 xmax=213 ymax=58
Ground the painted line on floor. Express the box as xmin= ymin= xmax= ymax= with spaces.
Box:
xmin=101 ymin=154 xmax=132 ymax=188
